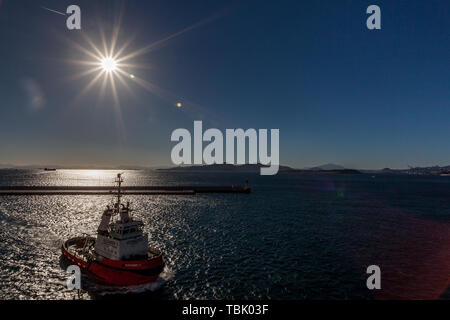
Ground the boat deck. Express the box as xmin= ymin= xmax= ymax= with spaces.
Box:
xmin=65 ymin=237 xmax=96 ymax=263
xmin=64 ymin=236 xmax=162 ymax=263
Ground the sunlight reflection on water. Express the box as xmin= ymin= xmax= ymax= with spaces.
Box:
xmin=0 ymin=170 xmax=449 ymax=300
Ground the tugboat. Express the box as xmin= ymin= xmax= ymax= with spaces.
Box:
xmin=61 ymin=173 xmax=165 ymax=286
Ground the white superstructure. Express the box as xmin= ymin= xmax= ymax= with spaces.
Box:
xmin=94 ymin=174 xmax=149 ymax=261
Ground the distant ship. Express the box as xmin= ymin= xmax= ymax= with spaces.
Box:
xmin=44 ymin=168 xmax=57 ymax=171
xmin=62 ymin=173 xmax=165 ymax=286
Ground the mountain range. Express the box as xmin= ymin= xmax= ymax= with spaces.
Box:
xmin=305 ymin=164 xmax=346 ymax=171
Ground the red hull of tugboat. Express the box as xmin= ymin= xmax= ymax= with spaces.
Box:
xmin=62 ymin=237 xmax=165 ymax=286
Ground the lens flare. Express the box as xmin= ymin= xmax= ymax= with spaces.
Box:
xmin=101 ymin=57 xmax=117 ymax=72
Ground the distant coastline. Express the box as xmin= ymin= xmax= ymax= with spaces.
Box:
xmin=158 ymin=163 xmax=450 ymax=176
xmin=1 ymin=163 xmax=450 ymax=176
xmin=158 ymin=164 xmax=362 ymax=174
xmin=158 ymin=164 xmax=294 ymax=173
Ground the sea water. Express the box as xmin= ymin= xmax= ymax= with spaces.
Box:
xmin=0 ymin=169 xmax=448 ymax=300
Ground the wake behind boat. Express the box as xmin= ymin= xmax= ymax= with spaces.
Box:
xmin=61 ymin=173 xmax=165 ymax=286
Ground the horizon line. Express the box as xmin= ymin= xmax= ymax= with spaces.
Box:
xmin=1 ymin=163 xmax=449 ymax=171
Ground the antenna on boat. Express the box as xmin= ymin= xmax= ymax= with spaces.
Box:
xmin=115 ymin=173 xmax=124 ymax=210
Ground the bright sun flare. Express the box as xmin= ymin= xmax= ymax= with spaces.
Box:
xmin=101 ymin=57 xmax=117 ymax=72
xmin=66 ymin=14 xmax=215 ymax=133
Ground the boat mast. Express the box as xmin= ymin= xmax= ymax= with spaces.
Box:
xmin=115 ymin=173 xmax=123 ymax=211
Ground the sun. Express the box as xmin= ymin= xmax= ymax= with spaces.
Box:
xmin=63 ymin=12 xmax=219 ymax=136
xmin=101 ymin=57 xmax=117 ymax=72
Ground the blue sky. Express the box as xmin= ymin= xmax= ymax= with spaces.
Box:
xmin=0 ymin=0 xmax=449 ymax=169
